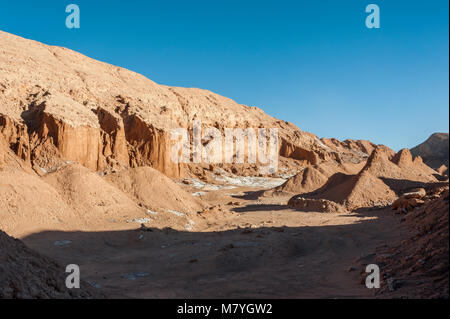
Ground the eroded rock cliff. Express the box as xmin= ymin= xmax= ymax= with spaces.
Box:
xmin=0 ymin=30 xmax=370 ymax=178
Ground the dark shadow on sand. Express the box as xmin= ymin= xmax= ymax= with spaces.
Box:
xmin=231 ymin=204 xmax=287 ymax=213
xmin=21 ymin=206 xmax=407 ymax=299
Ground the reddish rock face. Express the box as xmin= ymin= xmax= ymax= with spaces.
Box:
xmin=0 ymin=30 xmax=374 ymax=178
xmin=0 ymin=114 xmax=31 ymax=163
xmin=285 ymin=146 xmax=440 ymax=212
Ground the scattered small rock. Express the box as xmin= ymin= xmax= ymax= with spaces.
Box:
xmin=168 ymin=210 xmax=185 ymax=217
xmin=146 ymin=210 xmax=159 ymax=216
xmin=127 ymin=218 xmax=151 ymax=224
xmin=387 ymin=278 xmax=402 ymax=292
xmin=53 ymin=240 xmax=72 ymax=247
xmin=139 ymin=224 xmax=153 ymax=232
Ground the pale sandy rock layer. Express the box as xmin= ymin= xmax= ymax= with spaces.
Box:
xmin=1 ymin=30 xmax=371 ymax=178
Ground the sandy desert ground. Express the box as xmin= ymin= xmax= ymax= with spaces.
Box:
xmin=20 ymin=185 xmax=407 ymax=299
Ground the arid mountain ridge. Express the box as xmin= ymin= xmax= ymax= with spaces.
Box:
xmin=411 ymin=133 xmax=449 ymax=174
xmin=1 ymin=30 xmax=383 ymax=179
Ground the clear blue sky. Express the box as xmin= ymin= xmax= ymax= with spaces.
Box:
xmin=1 ymin=0 xmax=448 ymax=150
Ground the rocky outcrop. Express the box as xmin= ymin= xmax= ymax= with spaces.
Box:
xmin=411 ymin=133 xmax=449 ymax=171
xmin=275 ymin=166 xmax=329 ymax=194
xmin=0 ymin=130 xmax=33 ymax=173
xmin=0 ymin=114 xmax=31 ymax=163
xmin=288 ymin=147 xmax=439 ymax=211
xmin=390 ymin=184 xmax=449 ymax=213
xmin=96 ymin=107 xmax=129 ymax=169
xmin=391 ymin=188 xmax=427 ymax=212
xmin=263 ymin=159 xmax=366 ymax=197
xmin=288 ymin=196 xmax=348 ymax=214
xmin=0 ymin=30 xmax=371 ymax=178
xmin=437 ymin=164 xmax=448 ymax=177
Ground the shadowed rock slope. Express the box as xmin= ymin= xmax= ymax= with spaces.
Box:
xmin=363 ymin=185 xmax=449 ymax=298
xmin=411 ymin=133 xmax=449 ymax=174
xmin=0 ymin=230 xmax=97 ymax=299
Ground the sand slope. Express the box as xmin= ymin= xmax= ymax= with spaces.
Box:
xmin=105 ymin=166 xmax=204 ymax=214
xmin=289 ymin=147 xmax=439 ymax=210
xmin=0 ymin=230 xmax=96 ymax=298
xmin=0 ymin=30 xmax=372 ymax=178
xmin=264 ymin=161 xmax=364 ymax=197
xmin=0 ymin=169 xmax=81 ymax=237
